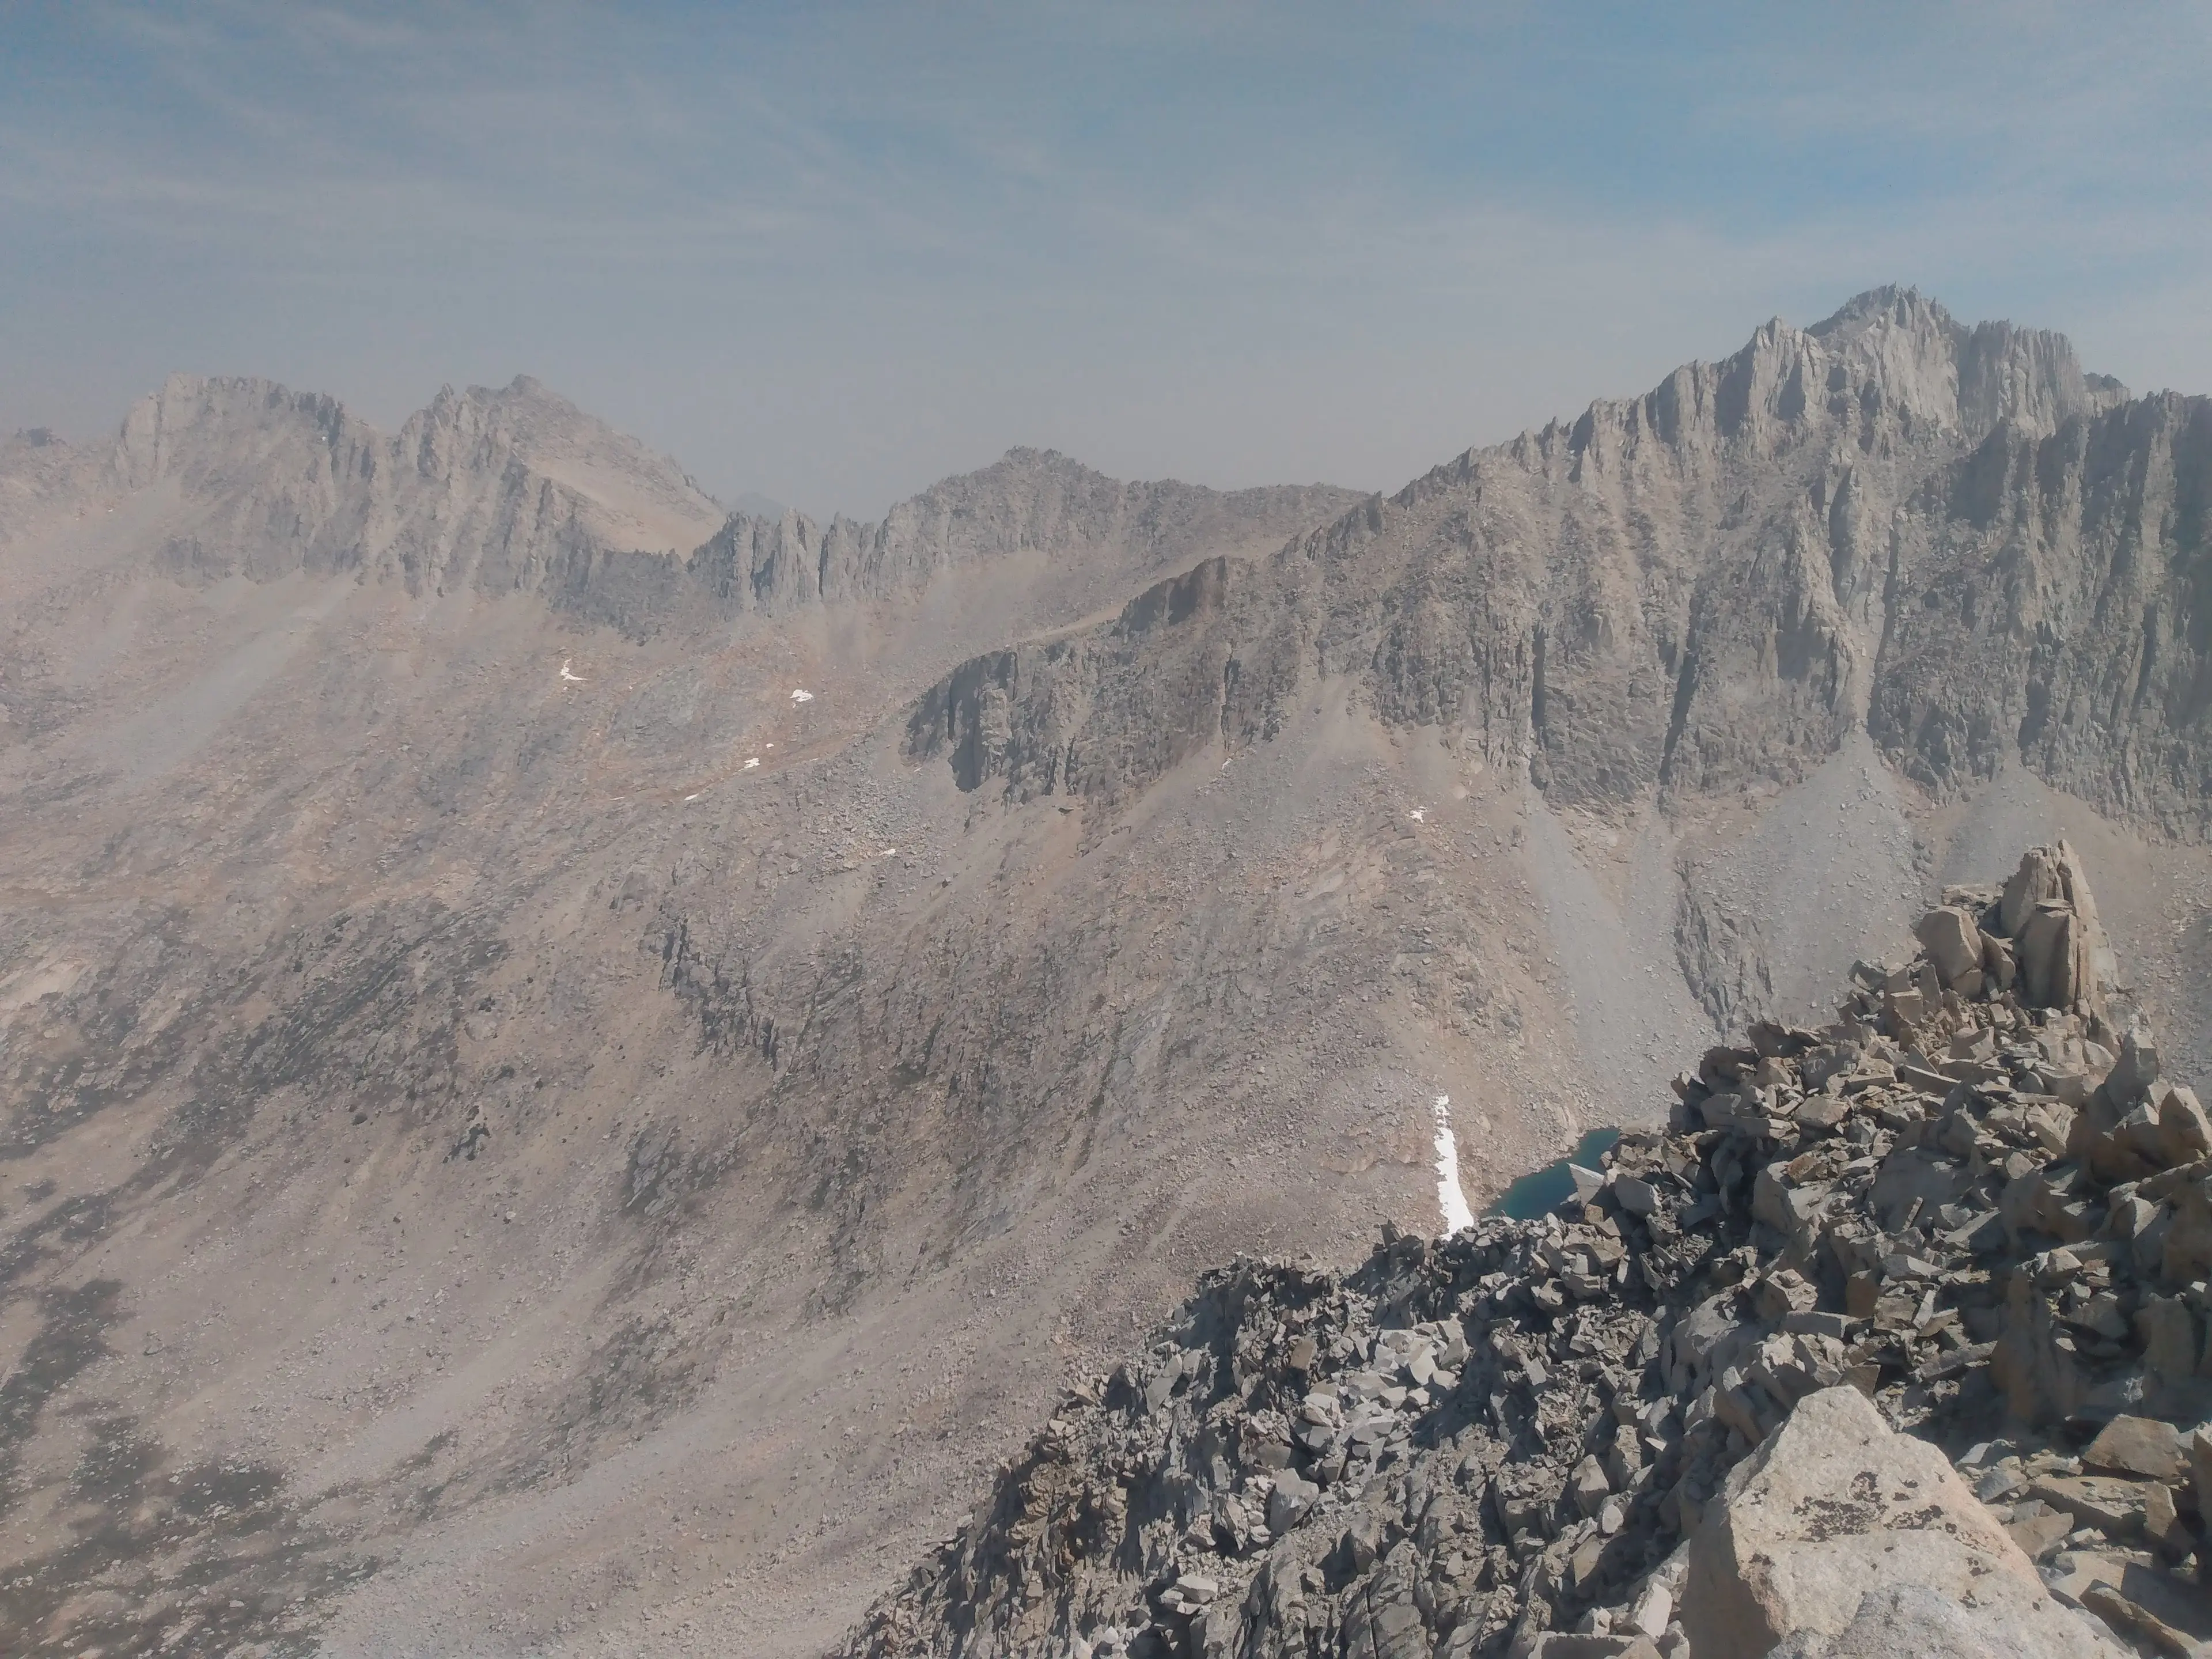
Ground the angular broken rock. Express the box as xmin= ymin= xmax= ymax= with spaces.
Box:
xmin=1914 ymin=906 xmax=1984 ymax=993
xmin=834 ymin=844 xmax=2200 ymax=1659
xmin=1625 ymin=1581 xmax=1672 ymax=1639
xmin=1611 ymin=1174 xmax=1660 ymax=1216
xmin=1765 ymin=1580 xmax=2126 ymax=1659
xmin=2004 ymin=839 xmax=2110 ymax=1017
xmin=2082 ymin=1414 xmax=2186 ymax=1483
xmin=1518 ymin=1636 xmax=1658 ymax=1658
xmin=1266 ymin=1468 xmax=1318 ymax=1531
xmin=2005 ymin=1506 xmax=2074 ymax=1561
xmin=2044 ymin=1550 xmax=2212 ymax=1654
xmin=2188 ymin=1426 xmax=2212 ymax=1520
xmin=2001 ymin=844 xmax=2065 ymax=937
xmin=1679 ymin=1386 xmax=2100 ymax=1659
xmin=1570 ymin=1453 xmax=1611 ymax=1518
xmin=2027 ymin=1472 xmax=2158 ymax=1537
xmin=2160 ymin=1085 xmax=2212 ymax=1167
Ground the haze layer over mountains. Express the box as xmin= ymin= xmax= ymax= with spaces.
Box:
xmin=4 ymin=289 xmax=2211 ymax=1656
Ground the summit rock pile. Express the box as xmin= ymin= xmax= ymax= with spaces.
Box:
xmin=835 ymin=843 xmax=2212 ymax=1658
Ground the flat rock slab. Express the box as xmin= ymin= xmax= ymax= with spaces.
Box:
xmin=2084 ymin=1414 xmax=2187 ymax=1482
xmin=2028 ymin=1473 xmax=2157 ymax=1536
xmin=2004 ymin=1508 xmax=2074 ymax=1560
xmin=1522 ymin=1636 xmax=1660 ymax=1658
xmin=2045 ymin=1551 xmax=2212 ymax=1643
xmin=1767 ymin=1581 xmax=2124 ymax=1658
xmin=1681 ymin=1385 xmax=2116 ymax=1659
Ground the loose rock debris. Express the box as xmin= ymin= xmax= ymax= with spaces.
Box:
xmin=836 ymin=843 xmax=2212 ymax=1658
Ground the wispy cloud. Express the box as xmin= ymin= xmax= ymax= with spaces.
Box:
xmin=1 ymin=0 xmax=2205 ymax=512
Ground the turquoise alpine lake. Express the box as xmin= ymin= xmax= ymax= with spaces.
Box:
xmin=1489 ymin=1128 xmax=1623 ymax=1219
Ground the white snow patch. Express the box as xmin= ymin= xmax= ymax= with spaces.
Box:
xmin=1431 ymin=1094 xmax=1475 ymax=1236
xmin=743 ymin=757 xmax=759 ymax=770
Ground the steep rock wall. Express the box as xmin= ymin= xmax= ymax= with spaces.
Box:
xmin=908 ymin=290 xmax=2212 ymax=850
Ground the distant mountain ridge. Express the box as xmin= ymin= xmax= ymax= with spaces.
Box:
xmin=4 ymin=374 xmax=1363 ymax=645
xmin=574 ymin=447 xmax=1365 ymax=637
xmin=906 ymin=286 xmax=2212 ymax=841
xmin=103 ymin=370 xmax=726 ymax=581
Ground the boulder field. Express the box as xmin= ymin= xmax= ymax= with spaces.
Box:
xmin=838 ymin=843 xmax=2212 ymax=1657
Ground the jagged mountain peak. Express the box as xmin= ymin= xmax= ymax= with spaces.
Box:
xmin=1805 ymin=281 xmax=1953 ymax=340
xmin=991 ymin=443 xmax=1085 ymax=471
xmin=108 ymin=373 xmax=361 ymax=495
xmin=21 ymin=364 xmax=1361 ymax=641
xmin=898 ymin=446 xmax=1129 ymax=514
xmin=494 ymin=370 xmax=559 ymax=402
xmin=429 ymin=373 xmax=722 ymax=547
xmin=1394 ymin=289 xmax=2119 ymax=524
xmin=1773 ymin=285 xmax=2115 ymax=440
xmin=956 ymin=445 xmax=1346 ymax=510
xmin=1486 ymin=286 xmax=2120 ymax=491
xmin=94 ymin=366 xmax=724 ymax=573
xmin=452 ymin=372 xmax=618 ymax=441
xmin=919 ymin=283 xmax=2208 ymax=848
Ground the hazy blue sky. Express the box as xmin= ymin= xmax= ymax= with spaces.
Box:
xmin=3 ymin=2 xmax=2207 ymax=516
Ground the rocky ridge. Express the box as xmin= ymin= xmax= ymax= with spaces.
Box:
xmin=573 ymin=449 xmax=1361 ymax=639
xmin=105 ymin=370 xmax=726 ymax=584
xmin=837 ymin=843 xmax=2212 ymax=1657
xmin=35 ymin=374 xmax=1358 ymax=641
xmin=905 ymin=287 xmax=2212 ymax=843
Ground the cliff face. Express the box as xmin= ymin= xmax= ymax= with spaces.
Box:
xmin=908 ymin=289 xmax=2211 ymax=843
xmin=1869 ymin=391 xmax=2212 ymax=835
xmin=105 ymin=372 xmax=726 ymax=591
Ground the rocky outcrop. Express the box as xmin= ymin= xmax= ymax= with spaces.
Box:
xmin=1679 ymin=1385 xmax=2108 ymax=1658
xmin=1675 ymin=886 xmax=1774 ymax=1036
xmin=904 ymin=555 xmax=1258 ymax=804
xmin=833 ymin=844 xmax=2212 ymax=1658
